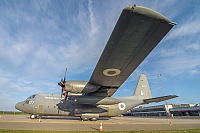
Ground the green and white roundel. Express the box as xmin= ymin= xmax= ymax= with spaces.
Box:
xmin=118 ymin=102 xmax=126 ymax=110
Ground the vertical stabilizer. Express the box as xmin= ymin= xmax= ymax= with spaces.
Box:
xmin=133 ymin=74 xmax=152 ymax=99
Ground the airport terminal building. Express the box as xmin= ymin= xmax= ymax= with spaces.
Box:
xmin=125 ymin=103 xmax=200 ymax=117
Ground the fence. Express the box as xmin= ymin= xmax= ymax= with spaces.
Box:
xmin=0 ymin=111 xmax=26 ymax=115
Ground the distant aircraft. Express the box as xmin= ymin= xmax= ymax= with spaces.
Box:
xmin=15 ymin=5 xmax=177 ymax=121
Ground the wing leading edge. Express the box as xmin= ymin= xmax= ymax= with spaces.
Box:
xmin=88 ymin=5 xmax=176 ymax=96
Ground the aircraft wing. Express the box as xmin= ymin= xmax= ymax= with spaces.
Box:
xmin=88 ymin=5 xmax=176 ymax=96
xmin=143 ymin=95 xmax=178 ymax=104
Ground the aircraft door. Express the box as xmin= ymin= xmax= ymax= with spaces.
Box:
xmin=109 ymin=108 xmax=115 ymax=116
xmin=37 ymin=104 xmax=44 ymax=114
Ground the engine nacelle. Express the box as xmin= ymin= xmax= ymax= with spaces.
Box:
xmin=64 ymin=81 xmax=100 ymax=93
xmin=58 ymin=80 xmax=101 ymax=94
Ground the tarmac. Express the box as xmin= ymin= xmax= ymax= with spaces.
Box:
xmin=0 ymin=115 xmax=200 ymax=131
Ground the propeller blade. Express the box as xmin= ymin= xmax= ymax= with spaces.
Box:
xmin=58 ymin=68 xmax=68 ymax=116
xmin=64 ymin=67 xmax=67 ymax=82
xmin=65 ymin=91 xmax=68 ymax=100
xmin=61 ymin=88 xmax=63 ymax=99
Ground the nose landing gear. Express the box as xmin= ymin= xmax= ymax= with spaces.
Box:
xmin=30 ymin=114 xmax=37 ymax=119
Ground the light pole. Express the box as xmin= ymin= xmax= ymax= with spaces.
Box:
xmin=158 ymin=74 xmax=166 ymax=95
xmin=158 ymin=74 xmax=171 ymax=118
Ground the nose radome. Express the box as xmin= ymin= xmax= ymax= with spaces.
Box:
xmin=15 ymin=102 xmax=22 ymax=111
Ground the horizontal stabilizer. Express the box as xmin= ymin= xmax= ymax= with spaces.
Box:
xmin=143 ymin=95 xmax=178 ymax=104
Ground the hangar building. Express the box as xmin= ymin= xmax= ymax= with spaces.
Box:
xmin=125 ymin=103 xmax=200 ymax=117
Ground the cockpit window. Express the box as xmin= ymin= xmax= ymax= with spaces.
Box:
xmin=25 ymin=100 xmax=29 ymax=104
xmin=27 ymin=94 xmax=36 ymax=99
xmin=25 ymin=100 xmax=34 ymax=104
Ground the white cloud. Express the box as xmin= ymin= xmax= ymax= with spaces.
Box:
xmin=167 ymin=5 xmax=200 ymax=40
xmin=1 ymin=0 xmax=200 ymax=110
xmin=88 ymin=0 xmax=99 ymax=38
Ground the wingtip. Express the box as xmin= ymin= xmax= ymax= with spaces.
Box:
xmin=124 ymin=5 xmax=175 ymax=24
xmin=173 ymin=94 xmax=179 ymax=98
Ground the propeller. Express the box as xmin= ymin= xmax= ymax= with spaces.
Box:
xmin=58 ymin=67 xmax=68 ymax=99
xmin=58 ymin=67 xmax=68 ymax=115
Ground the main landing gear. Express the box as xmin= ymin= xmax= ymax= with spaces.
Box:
xmin=80 ymin=117 xmax=97 ymax=121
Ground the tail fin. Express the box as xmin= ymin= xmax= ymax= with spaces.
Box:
xmin=133 ymin=74 xmax=152 ymax=99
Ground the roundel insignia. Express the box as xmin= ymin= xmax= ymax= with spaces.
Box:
xmin=118 ymin=102 xmax=126 ymax=111
xmin=103 ymin=68 xmax=121 ymax=77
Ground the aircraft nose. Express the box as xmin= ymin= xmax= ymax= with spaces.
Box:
xmin=15 ymin=102 xmax=23 ymax=111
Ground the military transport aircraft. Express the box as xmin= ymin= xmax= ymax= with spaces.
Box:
xmin=15 ymin=5 xmax=177 ymax=121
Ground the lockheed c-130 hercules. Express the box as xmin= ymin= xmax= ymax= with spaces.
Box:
xmin=15 ymin=5 xmax=177 ymax=121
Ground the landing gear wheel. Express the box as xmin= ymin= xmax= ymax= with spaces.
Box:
xmin=30 ymin=114 xmax=37 ymax=119
xmin=81 ymin=118 xmax=89 ymax=121
xmin=90 ymin=118 xmax=97 ymax=121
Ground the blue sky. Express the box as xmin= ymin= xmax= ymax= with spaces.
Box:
xmin=0 ymin=0 xmax=200 ymax=111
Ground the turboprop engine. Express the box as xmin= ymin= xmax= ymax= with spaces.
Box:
xmin=58 ymin=80 xmax=100 ymax=94
xmin=58 ymin=68 xmax=101 ymax=99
